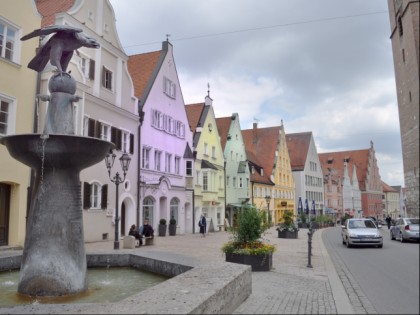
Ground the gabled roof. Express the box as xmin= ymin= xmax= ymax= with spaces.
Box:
xmin=35 ymin=0 xmax=76 ymax=27
xmin=382 ymin=181 xmax=398 ymax=193
xmin=128 ymin=50 xmax=161 ymax=102
xmin=242 ymin=124 xmax=280 ymax=185
xmin=185 ymin=102 xmax=205 ymax=134
xmin=318 ymin=149 xmax=370 ymax=191
xmin=215 ymin=116 xmax=232 ymax=151
xmin=285 ymin=132 xmax=312 ymax=171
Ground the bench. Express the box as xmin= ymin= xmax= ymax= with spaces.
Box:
xmin=144 ymin=237 xmax=154 ymax=246
xmin=123 ymin=235 xmax=140 ymax=249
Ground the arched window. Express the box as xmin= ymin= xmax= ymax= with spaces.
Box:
xmin=170 ymin=198 xmax=179 ymax=223
xmin=143 ymin=197 xmax=154 ymax=225
xmin=91 ymin=182 xmax=101 ymax=208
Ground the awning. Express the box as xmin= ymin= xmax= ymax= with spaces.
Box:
xmin=201 ymin=160 xmax=218 ymax=170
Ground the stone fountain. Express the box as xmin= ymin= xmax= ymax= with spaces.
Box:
xmin=0 ymin=25 xmax=112 ymax=296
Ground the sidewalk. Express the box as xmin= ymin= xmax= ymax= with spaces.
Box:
xmin=84 ymin=226 xmax=354 ymax=314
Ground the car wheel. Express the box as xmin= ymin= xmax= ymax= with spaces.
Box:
xmin=342 ymin=237 xmax=346 ymax=245
xmin=378 ymin=244 xmax=383 ymax=248
xmin=346 ymin=238 xmax=352 ymax=248
xmin=390 ymin=232 xmax=395 ymax=240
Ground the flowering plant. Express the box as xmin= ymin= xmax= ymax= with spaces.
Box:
xmin=221 ymin=204 xmax=276 ymax=255
xmin=276 ymin=210 xmax=298 ymax=232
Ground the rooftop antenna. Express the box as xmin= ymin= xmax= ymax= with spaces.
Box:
xmin=166 ymin=34 xmax=171 ymax=42
xmin=207 ymin=82 xmax=210 ymax=97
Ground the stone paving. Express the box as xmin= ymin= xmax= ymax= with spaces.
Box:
xmin=1 ymin=226 xmax=365 ymax=314
xmin=83 ymin=226 xmax=354 ymax=314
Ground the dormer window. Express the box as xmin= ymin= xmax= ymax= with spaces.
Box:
xmin=208 ymin=123 xmax=213 ymax=132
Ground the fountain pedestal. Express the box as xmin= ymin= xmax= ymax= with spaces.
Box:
xmin=0 ymin=134 xmax=113 ymax=296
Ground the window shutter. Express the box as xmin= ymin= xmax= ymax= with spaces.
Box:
xmin=83 ymin=182 xmax=91 ymax=209
xmin=116 ymin=129 xmax=122 ymax=150
xmin=101 ymin=184 xmax=108 ymax=209
xmin=129 ymin=134 xmax=134 ymax=154
xmin=88 ymin=118 xmax=95 ymax=137
xmin=89 ymin=59 xmax=95 ymax=80
xmin=95 ymin=121 xmax=102 ymax=139
xmin=111 ymin=127 xmax=118 ymax=145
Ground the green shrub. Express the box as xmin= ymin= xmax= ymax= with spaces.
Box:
xmin=159 ymin=218 xmax=167 ymax=225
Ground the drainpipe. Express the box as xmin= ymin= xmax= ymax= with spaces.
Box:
xmin=136 ymin=103 xmax=145 ymax=228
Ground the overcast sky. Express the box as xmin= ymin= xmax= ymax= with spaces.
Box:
xmin=109 ymin=0 xmax=403 ymax=187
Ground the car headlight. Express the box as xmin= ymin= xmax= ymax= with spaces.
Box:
xmin=348 ymin=233 xmax=357 ymax=237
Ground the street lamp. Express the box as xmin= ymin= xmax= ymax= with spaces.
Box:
xmin=105 ymin=150 xmax=131 ymax=250
xmin=265 ymin=195 xmax=271 ymax=226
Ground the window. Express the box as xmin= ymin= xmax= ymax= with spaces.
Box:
xmin=212 ymin=146 xmax=216 ymax=159
xmin=233 ymin=177 xmax=237 ymax=188
xmin=165 ymin=153 xmax=172 ymax=173
xmin=83 ymin=182 xmax=107 ymax=210
xmin=163 ymin=76 xmax=176 ymax=98
xmin=0 ymin=99 xmax=10 ymax=135
xmin=102 ymin=66 xmax=113 ymax=90
xmin=100 ymin=122 xmax=111 ymax=141
xmin=121 ymin=131 xmax=130 ymax=153
xmin=175 ymin=156 xmax=181 ymax=175
xmin=175 ymin=121 xmax=185 ymax=138
xmin=203 ymin=172 xmax=208 ymax=191
xmin=226 ymin=176 xmax=230 ymax=187
xmin=186 ymin=160 xmax=193 ymax=176
xmin=83 ymin=116 xmax=89 ymax=136
xmin=239 ymin=177 xmax=243 ymax=188
xmin=154 ymin=150 xmax=162 ymax=171
xmin=142 ymin=146 xmax=151 ymax=169
xmin=204 ymin=143 xmax=208 ymax=156
xmin=0 ymin=21 xmax=18 ymax=62
xmin=170 ymin=198 xmax=179 ymax=224
xmin=142 ymin=197 xmax=154 ymax=225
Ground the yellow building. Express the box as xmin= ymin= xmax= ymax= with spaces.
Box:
xmin=0 ymin=0 xmax=41 ymax=247
xmin=242 ymin=121 xmax=295 ymax=225
xmin=185 ymin=95 xmax=226 ymax=232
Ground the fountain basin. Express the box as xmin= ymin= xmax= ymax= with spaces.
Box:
xmin=0 ymin=251 xmax=252 ymax=314
xmin=0 ymin=134 xmax=114 ymax=297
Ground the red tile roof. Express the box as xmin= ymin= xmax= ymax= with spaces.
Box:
xmin=185 ymin=103 xmax=205 ymax=133
xmin=382 ymin=181 xmax=398 ymax=192
xmin=128 ymin=51 xmax=161 ymax=100
xmin=242 ymin=125 xmax=280 ymax=185
xmin=215 ymin=116 xmax=232 ymax=151
xmin=318 ymin=149 xmax=370 ymax=191
xmin=286 ymin=132 xmax=312 ymax=171
xmin=35 ymin=0 xmax=76 ymax=27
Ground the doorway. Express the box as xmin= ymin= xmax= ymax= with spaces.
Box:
xmin=0 ymin=184 xmax=11 ymax=246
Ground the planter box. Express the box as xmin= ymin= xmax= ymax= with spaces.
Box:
xmin=277 ymin=230 xmax=298 ymax=239
xmin=158 ymin=224 xmax=167 ymax=237
xmin=225 ymin=253 xmax=272 ymax=271
xmin=168 ymin=224 xmax=176 ymax=236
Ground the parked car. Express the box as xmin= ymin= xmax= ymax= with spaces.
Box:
xmin=341 ymin=218 xmax=383 ymax=248
xmin=390 ymin=218 xmax=419 ymax=242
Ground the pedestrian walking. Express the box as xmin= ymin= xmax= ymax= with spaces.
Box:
xmin=385 ymin=215 xmax=392 ymax=229
xmin=198 ymin=214 xmax=207 ymax=237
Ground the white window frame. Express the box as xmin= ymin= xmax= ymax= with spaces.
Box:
xmin=165 ymin=152 xmax=172 ymax=173
xmin=102 ymin=66 xmax=113 ymax=90
xmin=90 ymin=182 xmax=102 ymax=209
xmin=175 ymin=156 xmax=181 ymax=175
xmin=186 ymin=160 xmax=193 ymax=176
xmin=0 ymin=19 xmax=20 ymax=63
xmin=170 ymin=198 xmax=179 ymax=223
xmin=142 ymin=146 xmax=151 ymax=169
xmin=121 ymin=129 xmax=130 ymax=153
xmin=154 ymin=150 xmax=162 ymax=171
xmin=99 ymin=121 xmax=111 ymax=141
xmin=0 ymin=94 xmax=16 ymax=136
xmin=82 ymin=115 xmax=89 ymax=136
xmin=203 ymin=171 xmax=209 ymax=191
xmin=163 ymin=76 xmax=176 ymax=99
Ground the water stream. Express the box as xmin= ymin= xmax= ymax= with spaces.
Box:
xmin=0 ymin=267 xmax=167 ymax=307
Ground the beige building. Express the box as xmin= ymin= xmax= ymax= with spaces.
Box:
xmin=382 ymin=181 xmax=401 ymax=219
xmin=0 ymin=0 xmax=41 ymax=247
xmin=388 ymin=0 xmax=419 ymax=217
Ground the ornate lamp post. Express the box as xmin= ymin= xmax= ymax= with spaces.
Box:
xmin=265 ymin=195 xmax=271 ymax=226
xmin=105 ymin=150 xmax=131 ymax=250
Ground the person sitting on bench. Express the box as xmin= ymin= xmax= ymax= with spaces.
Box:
xmin=141 ymin=219 xmax=154 ymax=239
xmin=129 ymin=224 xmax=143 ymax=246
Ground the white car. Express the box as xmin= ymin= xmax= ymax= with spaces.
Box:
xmin=341 ymin=218 xmax=383 ymax=248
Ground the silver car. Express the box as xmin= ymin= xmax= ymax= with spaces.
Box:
xmin=341 ymin=218 xmax=383 ymax=248
xmin=390 ymin=218 xmax=420 ymax=242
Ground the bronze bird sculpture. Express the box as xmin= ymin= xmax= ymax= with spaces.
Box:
xmin=21 ymin=25 xmax=100 ymax=74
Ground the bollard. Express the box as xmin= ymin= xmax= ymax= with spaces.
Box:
xmin=307 ymin=226 xmax=313 ymax=268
